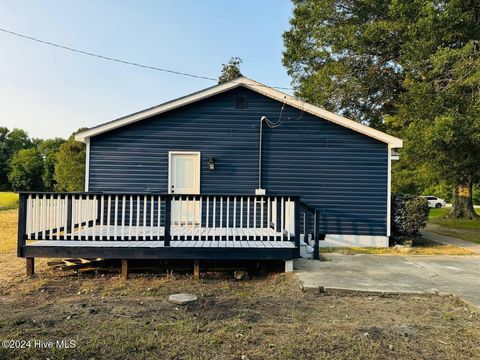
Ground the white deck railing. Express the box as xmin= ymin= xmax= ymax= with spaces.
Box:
xmin=18 ymin=193 xmax=301 ymax=249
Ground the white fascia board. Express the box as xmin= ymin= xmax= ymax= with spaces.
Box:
xmin=74 ymin=81 xmax=243 ymax=142
xmin=75 ymin=77 xmax=403 ymax=148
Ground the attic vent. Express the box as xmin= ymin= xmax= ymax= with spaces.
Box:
xmin=235 ymin=95 xmax=247 ymax=109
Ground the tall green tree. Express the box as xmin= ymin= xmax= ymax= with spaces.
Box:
xmin=0 ymin=128 xmax=33 ymax=189
xmin=218 ymin=57 xmax=243 ymax=84
xmin=54 ymin=135 xmax=85 ymax=192
xmin=38 ymin=138 xmax=66 ymax=191
xmin=395 ymin=42 xmax=480 ymax=218
xmin=283 ymin=0 xmax=480 ymax=218
xmin=8 ymin=148 xmax=44 ymax=191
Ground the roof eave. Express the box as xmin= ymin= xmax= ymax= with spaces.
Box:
xmin=74 ymin=76 xmax=403 ymax=148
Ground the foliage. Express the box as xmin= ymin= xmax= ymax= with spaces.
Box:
xmin=8 ymin=148 xmax=44 ymax=191
xmin=38 ymin=138 xmax=66 ymax=191
xmin=54 ymin=135 xmax=85 ymax=192
xmin=218 ymin=57 xmax=243 ymax=84
xmin=0 ymin=128 xmax=33 ymax=190
xmin=391 ymin=193 xmax=429 ymax=243
xmin=284 ymin=0 xmax=480 ymax=218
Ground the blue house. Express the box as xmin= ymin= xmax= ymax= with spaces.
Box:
xmin=17 ymin=77 xmax=402 ymax=276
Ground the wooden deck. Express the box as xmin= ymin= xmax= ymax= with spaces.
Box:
xmin=18 ymin=192 xmax=302 ymax=262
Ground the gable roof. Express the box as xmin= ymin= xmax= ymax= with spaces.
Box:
xmin=74 ymin=76 xmax=403 ymax=148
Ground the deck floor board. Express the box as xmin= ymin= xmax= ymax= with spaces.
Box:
xmin=26 ymin=240 xmax=295 ymax=249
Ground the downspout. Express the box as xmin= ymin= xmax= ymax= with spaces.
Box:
xmin=256 ymin=116 xmax=267 ymax=195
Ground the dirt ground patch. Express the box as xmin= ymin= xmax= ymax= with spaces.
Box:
xmin=0 ymin=252 xmax=479 ymax=359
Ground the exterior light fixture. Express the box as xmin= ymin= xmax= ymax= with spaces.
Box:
xmin=208 ymin=157 xmax=215 ymax=170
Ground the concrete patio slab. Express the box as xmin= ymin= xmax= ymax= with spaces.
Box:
xmin=295 ymin=254 xmax=480 ymax=307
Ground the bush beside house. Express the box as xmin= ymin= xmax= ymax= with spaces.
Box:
xmin=391 ymin=193 xmax=429 ymax=244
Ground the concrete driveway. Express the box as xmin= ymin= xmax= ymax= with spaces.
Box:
xmin=295 ymin=254 xmax=480 ymax=307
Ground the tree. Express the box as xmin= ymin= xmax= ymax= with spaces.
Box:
xmin=8 ymin=148 xmax=44 ymax=191
xmin=283 ymin=0 xmax=480 ymax=218
xmin=54 ymin=135 xmax=85 ymax=192
xmin=38 ymin=138 xmax=66 ymax=191
xmin=0 ymin=128 xmax=33 ymax=189
xmin=395 ymin=42 xmax=480 ymax=218
xmin=218 ymin=57 xmax=243 ymax=84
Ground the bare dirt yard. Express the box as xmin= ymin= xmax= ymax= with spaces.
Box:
xmin=1 ymin=210 xmax=480 ymax=359
xmin=0 ymin=252 xmax=479 ymax=360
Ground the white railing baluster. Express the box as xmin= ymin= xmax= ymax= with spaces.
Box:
xmin=99 ymin=195 xmax=104 ymax=240
xmin=281 ymin=197 xmax=285 ymax=241
xmin=261 ymin=196 xmax=264 ymax=241
xmin=113 ymin=195 xmax=118 ymax=240
xmin=42 ymin=194 xmax=46 ymax=240
xmin=91 ymin=195 xmax=97 ymax=240
xmin=198 ymin=197 xmax=202 ymax=240
xmin=129 ymin=195 xmax=133 ymax=240
xmin=287 ymin=197 xmax=291 ymax=241
xmin=240 ymin=197 xmax=243 ymax=228
xmin=143 ymin=195 xmax=147 ymax=239
xmin=45 ymin=196 xmax=50 ymax=240
xmin=233 ymin=197 xmax=237 ymax=242
xmin=63 ymin=195 xmax=68 ymax=239
xmin=247 ymin=197 xmax=250 ymax=228
xmin=213 ymin=196 xmax=216 ymax=229
xmin=220 ymin=196 xmax=223 ymax=236
xmin=121 ymin=195 xmax=126 ymax=239
xmin=136 ymin=195 xmax=140 ymax=240
xmin=253 ymin=197 xmax=257 ymax=229
xmin=226 ymin=196 xmax=230 ymax=240
xmin=206 ymin=196 xmax=209 ymax=228
xmin=267 ymin=197 xmax=271 ymax=230
xmin=79 ymin=195 xmax=85 ymax=239
xmin=107 ymin=195 xmax=112 ymax=240
xmin=150 ymin=195 xmax=154 ymax=239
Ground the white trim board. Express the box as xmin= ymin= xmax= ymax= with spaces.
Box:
xmin=75 ymin=77 xmax=403 ymax=148
xmin=319 ymin=234 xmax=389 ymax=248
xmin=84 ymin=137 xmax=90 ymax=191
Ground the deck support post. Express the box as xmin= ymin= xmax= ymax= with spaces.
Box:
xmin=193 ymin=260 xmax=200 ymax=280
xmin=26 ymin=257 xmax=34 ymax=277
xmin=284 ymin=260 xmax=293 ymax=272
xmin=121 ymin=259 xmax=129 ymax=280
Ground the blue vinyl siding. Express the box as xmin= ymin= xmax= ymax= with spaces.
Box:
xmin=89 ymin=87 xmax=388 ymax=235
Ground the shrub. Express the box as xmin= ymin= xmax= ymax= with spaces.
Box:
xmin=391 ymin=193 xmax=429 ymax=244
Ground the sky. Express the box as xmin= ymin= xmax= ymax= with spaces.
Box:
xmin=0 ymin=1 xmax=294 ymax=139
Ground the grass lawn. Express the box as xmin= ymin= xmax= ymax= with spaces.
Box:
xmin=0 ymin=211 xmax=479 ymax=359
xmin=427 ymin=207 xmax=480 ymax=244
xmin=0 ymin=210 xmax=18 ymax=253
xmin=0 ymin=192 xmax=18 ymax=211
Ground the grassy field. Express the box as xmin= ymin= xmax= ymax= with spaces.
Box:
xmin=0 ymin=192 xmax=18 ymax=211
xmin=427 ymin=207 xmax=480 ymax=244
xmin=0 ymin=210 xmax=17 ymax=253
xmin=0 ymin=211 xmax=479 ymax=359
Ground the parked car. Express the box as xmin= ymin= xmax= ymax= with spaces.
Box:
xmin=421 ymin=196 xmax=446 ymax=208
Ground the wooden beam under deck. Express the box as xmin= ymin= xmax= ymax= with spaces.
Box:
xmin=23 ymin=242 xmax=296 ymax=261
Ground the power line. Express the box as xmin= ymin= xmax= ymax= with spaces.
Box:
xmin=0 ymin=26 xmax=294 ymax=90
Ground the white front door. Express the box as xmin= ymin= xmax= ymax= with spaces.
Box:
xmin=168 ymin=152 xmax=200 ymax=224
